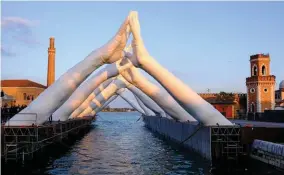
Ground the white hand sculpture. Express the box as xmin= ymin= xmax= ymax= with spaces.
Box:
xmin=90 ymin=95 xmax=118 ymax=116
xmin=120 ymin=65 xmax=197 ymax=122
xmin=67 ymin=78 xmax=115 ymax=120
xmin=127 ymin=12 xmax=232 ymax=126
xmin=77 ymin=75 xmax=128 ymax=118
xmin=116 ymin=89 xmax=146 ymax=115
xmin=53 ymin=45 xmax=135 ymax=121
xmin=6 ymin=11 xmax=135 ymax=126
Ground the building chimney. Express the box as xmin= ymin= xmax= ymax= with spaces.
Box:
xmin=47 ymin=37 xmax=56 ymax=87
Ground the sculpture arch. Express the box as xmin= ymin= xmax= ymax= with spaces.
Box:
xmin=6 ymin=11 xmax=232 ymax=127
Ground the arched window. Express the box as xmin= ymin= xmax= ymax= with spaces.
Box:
xmin=262 ymin=65 xmax=266 ymax=75
xmin=252 ymin=65 xmax=257 ymax=76
xmin=23 ymin=93 xmax=27 ymax=100
xmin=251 ymin=103 xmax=255 ymax=113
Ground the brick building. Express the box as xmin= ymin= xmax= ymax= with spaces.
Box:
xmin=1 ymin=37 xmax=55 ymax=108
xmin=1 ymin=80 xmax=46 ymax=107
xmin=1 ymin=80 xmax=46 ymax=106
xmin=246 ymin=54 xmax=276 ymax=113
xmin=199 ymin=93 xmax=247 ymax=119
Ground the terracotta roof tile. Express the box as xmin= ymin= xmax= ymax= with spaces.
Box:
xmin=1 ymin=79 xmax=46 ymax=89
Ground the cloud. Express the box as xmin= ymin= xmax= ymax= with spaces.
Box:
xmin=1 ymin=17 xmax=38 ymax=28
xmin=1 ymin=45 xmax=15 ymax=57
xmin=1 ymin=16 xmax=40 ymax=57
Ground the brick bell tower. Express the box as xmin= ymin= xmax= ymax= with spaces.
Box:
xmin=246 ymin=54 xmax=276 ymax=113
xmin=47 ymin=37 xmax=56 ymax=87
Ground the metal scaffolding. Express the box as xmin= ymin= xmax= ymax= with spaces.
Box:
xmin=2 ymin=114 xmax=95 ymax=163
xmin=211 ymin=125 xmax=243 ymax=166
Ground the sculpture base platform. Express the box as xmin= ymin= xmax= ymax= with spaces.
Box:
xmin=142 ymin=115 xmax=243 ymax=169
xmin=1 ymin=116 xmax=96 ymax=163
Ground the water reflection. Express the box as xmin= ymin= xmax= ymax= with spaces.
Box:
xmin=53 ymin=112 xmax=210 ymax=175
xmin=1 ymin=112 xmax=212 ymax=175
xmin=3 ymin=112 xmax=283 ymax=175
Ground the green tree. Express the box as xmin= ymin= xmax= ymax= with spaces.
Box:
xmin=216 ymin=91 xmax=235 ymax=102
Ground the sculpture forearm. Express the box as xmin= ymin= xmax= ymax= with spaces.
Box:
xmin=127 ymin=86 xmax=167 ymax=118
xmin=140 ymin=57 xmax=232 ymax=125
xmin=93 ymin=95 xmax=118 ymax=115
xmin=116 ymin=90 xmax=146 ymax=115
xmin=77 ymin=77 xmax=126 ymax=117
xmin=121 ymin=67 xmax=197 ymax=122
xmin=134 ymin=95 xmax=156 ymax=116
xmin=67 ymin=78 xmax=115 ymax=120
xmin=7 ymin=50 xmax=105 ymax=126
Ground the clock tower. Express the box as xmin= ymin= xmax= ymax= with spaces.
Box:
xmin=246 ymin=54 xmax=276 ymax=113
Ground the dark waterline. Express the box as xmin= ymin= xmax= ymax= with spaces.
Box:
xmin=2 ymin=112 xmax=283 ymax=175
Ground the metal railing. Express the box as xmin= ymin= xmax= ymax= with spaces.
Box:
xmin=2 ymin=116 xmax=94 ymax=162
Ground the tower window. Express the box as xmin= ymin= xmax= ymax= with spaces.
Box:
xmin=264 ymin=88 xmax=268 ymax=93
xmin=262 ymin=65 xmax=266 ymax=75
xmin=250 ymin=88 xmax=255 ymax=93
xmin=251 ymin=103 xmax=255 ymax=113
xmin=252 ymin=65 xmax=257 ymax=76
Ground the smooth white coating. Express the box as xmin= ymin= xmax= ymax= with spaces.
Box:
xmin=90 ymin=95 xmax=118 ymax=116
xmin=120 ymin=66 xmax=197 ymax=122
xmin=77 ymin=76 xmax=128 ymax=117
xmin=6 ymin=12 xmax=133 ymax=126
xmin=74 ymin=70 xmax=195 ymax=121
xmin=127 ymin=85 xmax=167 ymax=118
xmin=133 ymin=95 xmax=156 ymax=116
xmin=165 ymin=113 xmax=173 ymax=119
xmin=8 ymin=11 xmax=232 ymax=127
xmin=127 ymin=12 xmax=232 ymax=126
xmin=116 ymin=89 xmax=146 ymax=114
xmin=54 ymin=47 xmax=134 ymax=120
xmin=52 ymin=60 xmax=133 ymax=121
xmin=67 ymin=78 xmax=115 ymax=120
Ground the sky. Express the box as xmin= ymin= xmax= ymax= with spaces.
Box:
xmin=1 ymin=1 xmax=284 ymax=107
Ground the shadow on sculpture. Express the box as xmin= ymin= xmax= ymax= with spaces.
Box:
xmin=7 ymin=11 xmax=233 ymax=127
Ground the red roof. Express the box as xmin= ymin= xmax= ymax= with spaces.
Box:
xmin=1 ymin=79 xmax=46 ymax=89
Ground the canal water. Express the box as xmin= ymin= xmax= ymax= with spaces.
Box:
xmin=2 ymin=112 xmax=283 ymax=175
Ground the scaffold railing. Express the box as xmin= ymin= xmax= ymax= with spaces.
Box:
xmin=2 ymin=115 xmax=95 ymax=162
xmin=211 ymin=125 xmax=243 ymax=164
